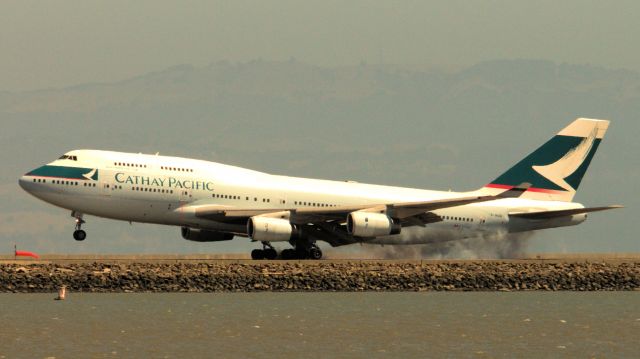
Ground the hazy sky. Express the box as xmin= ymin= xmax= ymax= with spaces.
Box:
xmin=2 ymin=0 xmax=640 ymax=91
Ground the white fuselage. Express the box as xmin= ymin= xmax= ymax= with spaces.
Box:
xmin=19 ymin=149 xmax=586 ymax=245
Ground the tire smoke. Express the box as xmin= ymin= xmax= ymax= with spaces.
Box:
xmin=358 ymin=229 xmax=534 ymax=260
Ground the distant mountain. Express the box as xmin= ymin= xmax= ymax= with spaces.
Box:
xmin=2 ymin=60 xmax=638 ymax=113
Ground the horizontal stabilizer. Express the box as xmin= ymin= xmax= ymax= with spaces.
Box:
xmin=510 ymin=205 xmax=623 ymax=219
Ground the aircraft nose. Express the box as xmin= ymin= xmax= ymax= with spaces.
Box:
xmin=19 ymin=171 xmax=38 ymax=193
xmin=18 ymin=175 xmax=30 ymax=191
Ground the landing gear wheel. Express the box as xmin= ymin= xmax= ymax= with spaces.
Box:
xmin=251 ymin=249 xmax=265 ymax=260
xmin=72 ymin=212 xmax=86 ymax=241
xmin=281 ymin=249 xmax=295 ymax=260
xmin=292 ymin=248 xmax=307 ymax=260
xmin=308 ymin=247 xmax=323 ymax=260
xmin=73 ymin=229 xmax=87 ymax=241
xmin=264 ymin=248 xmax=278 ymax=260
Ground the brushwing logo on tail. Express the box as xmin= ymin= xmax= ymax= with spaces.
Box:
xmin=83 ymin=168 xmax=98 ymax=181
xmin=532 ymin=128 xmax=597 ymax=192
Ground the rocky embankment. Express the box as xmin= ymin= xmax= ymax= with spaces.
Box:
xmin=1 ymin=261 xmax=639 ymax=292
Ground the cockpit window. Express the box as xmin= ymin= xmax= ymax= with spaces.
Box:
xmin=58 ymin=155 xmax=78 ymax=161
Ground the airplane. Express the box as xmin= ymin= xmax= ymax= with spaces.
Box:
xmin=18 ymin=118 xmax=621 ymax=260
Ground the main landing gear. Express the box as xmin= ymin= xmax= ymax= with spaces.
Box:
xmin=281 ymin=245 xmax=323 ymax=260
xmin=251 ymin=241 xmax=278 ymax=260
xmin=250 ymin=243 xmax=323 ymax=260
xmin=72 ymin=212 xmax=86 ymax=241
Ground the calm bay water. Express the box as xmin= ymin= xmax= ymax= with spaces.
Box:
xmin=0 ymin=292 xmax=638 ymax=358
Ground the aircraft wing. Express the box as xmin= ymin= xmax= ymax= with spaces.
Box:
xmin=191 ymin=185 xmax=527 ymax=225
xmin=509 ymin=205 xmax=623 ymax=219
xmin=183 ymin=186 xmax=527 ymax=246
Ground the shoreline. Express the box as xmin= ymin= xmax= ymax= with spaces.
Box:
xmin=1 ymin=259 xmax=639 ymax=292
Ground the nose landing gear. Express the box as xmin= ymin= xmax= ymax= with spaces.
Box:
xmin=72 ymin=212 xmax=86 ymax=241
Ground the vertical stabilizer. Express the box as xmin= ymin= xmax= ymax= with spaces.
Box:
xmin=481 ymin=118 xmax=609 ymax=202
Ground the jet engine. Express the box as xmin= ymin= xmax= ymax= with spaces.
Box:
xmin=181 ymin=227 xmax=234 ymax=242
xmin=347 ymin=212 xmax=401 ymax=237
xmin=247 ymin=217 xmax=293 ymax=242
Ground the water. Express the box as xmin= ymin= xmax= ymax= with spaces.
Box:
xmin=1 ymin=293 xmax=638 ymax=358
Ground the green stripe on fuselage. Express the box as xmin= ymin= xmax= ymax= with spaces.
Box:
xmin=27 ymin=165 xmax=98 ymax=180
xmin=490 ymin=136 xmax=601 ymax=191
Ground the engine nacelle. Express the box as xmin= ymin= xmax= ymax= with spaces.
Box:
xmin=247 ymin=217 xmax=293 ymax=242
xmin=347 ymin=212 xmax=401 ymax=237
xmin=181 ymin=227 xmax=234 ymax=242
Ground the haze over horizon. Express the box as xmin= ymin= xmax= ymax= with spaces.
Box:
xmin=1 ymin=2 xmax=637 ymax=256
xmin=2 ymin=0 xmax=640 ymax=92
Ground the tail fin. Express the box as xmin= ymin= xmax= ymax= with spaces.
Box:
xmin=481 ymin=118 xmax=609 ymax=202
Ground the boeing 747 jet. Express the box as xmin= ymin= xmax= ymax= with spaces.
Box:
xmin=19 ymin=118 xmax=620 ymax=259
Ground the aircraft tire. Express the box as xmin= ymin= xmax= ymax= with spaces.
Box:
xmin=251 ymin=249 xmax=265 ymax=260
xmin=73 ymin=230 xmax=87 ymax=241
xmin=295 ymin=248 xmax=308 ymax=260
xmin=309 ymin=247 xmax=322 ymax=260
xmin=264 ymin=248 xmax=278 ymax=260
xmin=281 ymin=249 xmax=295 ymax=260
